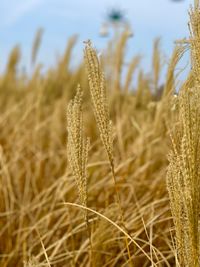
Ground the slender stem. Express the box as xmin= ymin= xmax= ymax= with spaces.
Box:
xmin=110 ymin=159 xmax=134 ymax=267
xmin=85 ymin=210 xmax=94 ymax=267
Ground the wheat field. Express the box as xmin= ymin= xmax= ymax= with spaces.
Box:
xmin=1 ymin=1 xmax=200 ymax=267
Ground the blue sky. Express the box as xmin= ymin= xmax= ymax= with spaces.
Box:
xmin=0 ymin=0 xmax=193 ymax=73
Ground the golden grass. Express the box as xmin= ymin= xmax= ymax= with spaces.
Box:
xmin=0 ymin=1 xmax=200 ymax=266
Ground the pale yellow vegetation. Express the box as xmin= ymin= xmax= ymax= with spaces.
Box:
xmin=0 ymin=1 xmax=200 ymax=267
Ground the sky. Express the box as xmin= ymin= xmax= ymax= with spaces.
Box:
xmin=0 ymin=0 xmax=193 ymax=73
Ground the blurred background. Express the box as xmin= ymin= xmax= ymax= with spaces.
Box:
xmin=0 ymin=0 xmax=192 ymax=73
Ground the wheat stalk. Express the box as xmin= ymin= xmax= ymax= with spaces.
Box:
xmin=66 ymin=85 xmax=93 ymax=264
xmin=84 ymin=40 xmax=134 ymax=266
xmin=167 ymin=86 xmax=200 ymax=267
xmin=152 ymin=38 xmax=161 ymax=92
xmin=67 ymin=85 xmax=90 ymax=211
xmin=124 ymin=55 xmax=140 ymax=93
xmin=31 ymin=28 xmax=44 ymax=67
xmin=84 ymin=41 xmax=114 ymax=167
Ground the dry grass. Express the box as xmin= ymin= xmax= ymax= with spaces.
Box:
xmin=0 ymin=1 xmax=200 ymax=266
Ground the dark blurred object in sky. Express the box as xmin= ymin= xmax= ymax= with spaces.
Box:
xmin=100 ymin=0 xmax=184 ymax=38
xmin=100 ymin=8 xmax=133 ymax=37
xmin=107 ymin=8 xmax=125 ymax=24
xmin=100 ymin=8 xmax=125 ymax=36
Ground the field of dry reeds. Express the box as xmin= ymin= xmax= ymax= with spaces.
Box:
xmin=1 ymin=1 xmax=200 ymax=266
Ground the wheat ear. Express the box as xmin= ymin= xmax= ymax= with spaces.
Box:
xmin=67 ymin=86 xmax=93 ymax=263
xmin=84 ymin=40 xmax=133 ymax=265
xmin=167 ymin=86 xmax=200 ymax=267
